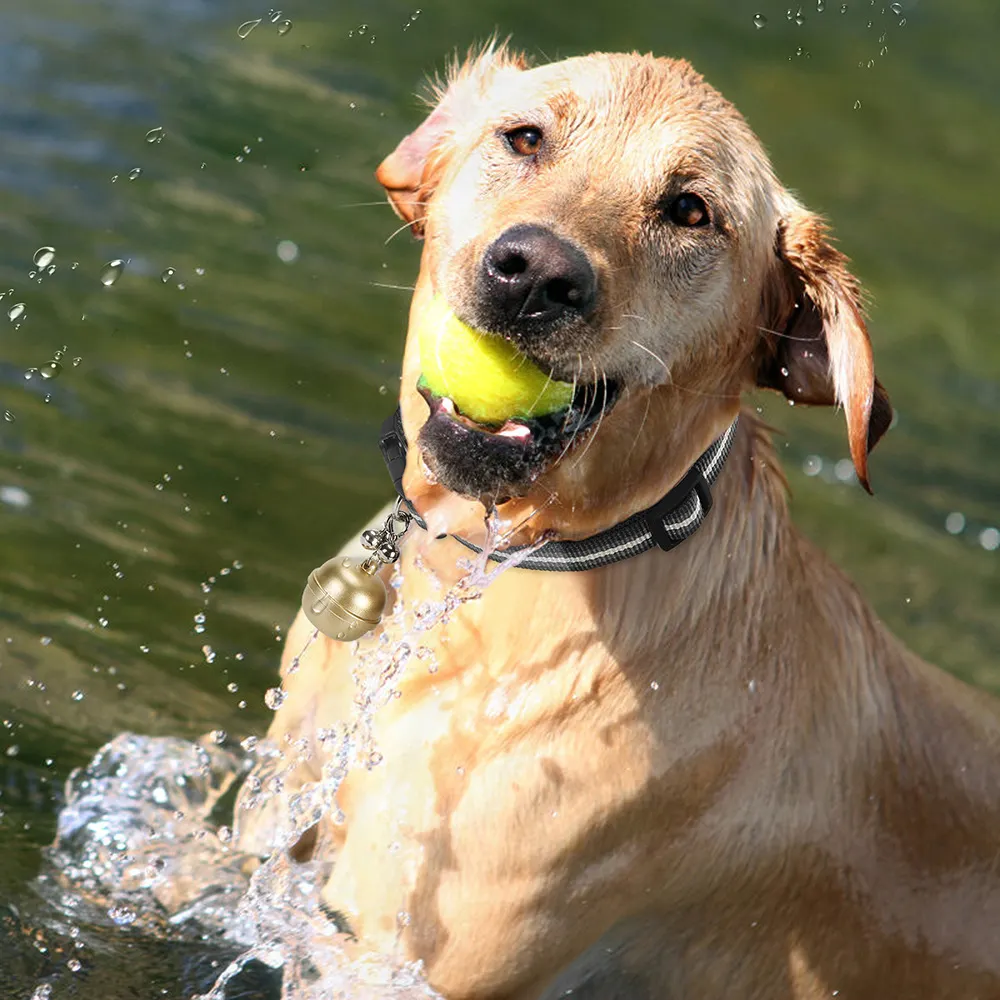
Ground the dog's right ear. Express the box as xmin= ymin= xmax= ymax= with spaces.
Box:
xmin=375 ymin=43 xmax=528 ymax=238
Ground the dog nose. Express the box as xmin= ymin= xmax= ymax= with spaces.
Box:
xmin=481 ymin=225 xmax=597 ymax=327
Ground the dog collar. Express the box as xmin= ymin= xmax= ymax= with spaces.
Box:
xmin=378 ymin=407 xmax=738 ymax=572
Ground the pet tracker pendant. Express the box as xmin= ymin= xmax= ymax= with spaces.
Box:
xmin=301 ymin=499 xmax=413 ymax=641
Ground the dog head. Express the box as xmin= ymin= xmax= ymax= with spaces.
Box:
xmin=377 ymin=45 xmax=891 ymax=539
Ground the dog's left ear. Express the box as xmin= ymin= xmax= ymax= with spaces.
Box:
xmin=375 ymin=43 xmax=528 ymax=237
xmin=757 ymin=200 xmax=893 ymax=493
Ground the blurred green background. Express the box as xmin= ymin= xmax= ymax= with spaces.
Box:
xmin=0 ymin=0 xmax=997 ymax=994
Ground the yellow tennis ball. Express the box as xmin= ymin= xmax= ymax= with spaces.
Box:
xmin=416 ymin=295 xmax=574 ymax=425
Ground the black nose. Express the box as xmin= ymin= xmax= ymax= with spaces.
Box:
xmin=480 ymin=224 xmax=597 ymax=328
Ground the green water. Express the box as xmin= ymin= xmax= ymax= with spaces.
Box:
xmin=0 ymin=0 xmax=997 ymax=994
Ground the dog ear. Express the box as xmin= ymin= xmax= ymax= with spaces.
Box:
xmin=374 ymin=43 xmax=528 ymax=238
xmin=756 ymin=200 xmax=892 ymax=493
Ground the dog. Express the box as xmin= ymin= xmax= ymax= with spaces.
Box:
xmin=236 ymin=46 xmax=1000 ymax=998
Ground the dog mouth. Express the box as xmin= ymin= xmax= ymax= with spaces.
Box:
xmin=416 ymin=378 xmax=621 ymax=501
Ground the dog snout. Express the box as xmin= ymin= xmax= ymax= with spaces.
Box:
xmin=480 ymin=224 xmax=597 ymax=329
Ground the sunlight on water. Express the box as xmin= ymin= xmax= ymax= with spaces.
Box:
xmin=42 ymin=514 xmax=549 ymax=999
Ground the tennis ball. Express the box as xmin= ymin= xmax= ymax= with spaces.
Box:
xmin=416 ymin=295 xmax=574 ymax=425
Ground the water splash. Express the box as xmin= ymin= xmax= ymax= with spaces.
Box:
xmin=45 ymin=514 xmax=547 ymax=998
xmin=202 ymin=514 xmax=548 ymax=997
xmin=39 ymin=733 xmax=255 ymax=941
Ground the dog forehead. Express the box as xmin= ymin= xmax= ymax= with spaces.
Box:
xmin=485 ymin=55 xmax=765 ymax=171
xmin=470 ymin=53 xmax=774 ymax=224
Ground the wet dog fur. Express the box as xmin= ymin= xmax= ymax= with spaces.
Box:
xmin=237 ymin=46 xmax=1000 ymax=999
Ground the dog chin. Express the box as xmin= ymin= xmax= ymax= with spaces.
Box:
xmin=415 ymin=381 xmax=619 ymax=504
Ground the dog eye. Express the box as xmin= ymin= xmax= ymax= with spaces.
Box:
xmin=665 ymin=193 xmax=710 ymax=228
xmin=504 ymin=126 xmax=543 ymax=157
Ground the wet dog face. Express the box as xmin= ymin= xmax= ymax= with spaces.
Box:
xmin=377 ymin=48 xmax=890 ymax=530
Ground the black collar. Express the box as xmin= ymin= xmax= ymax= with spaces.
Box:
xmin=378 ymin=407 xmax=738 ymax=572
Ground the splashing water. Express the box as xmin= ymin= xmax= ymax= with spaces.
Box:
xmin=200 ymin=513 xmax=548 ymax=999
xmin=43 ymin=512 xmax=549 ymax=998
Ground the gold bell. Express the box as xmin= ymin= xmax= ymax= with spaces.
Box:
xmin=301 ymin=557 xmax=386 ymax=641
xmin=301 ymin=498 xmax=414 ymax=641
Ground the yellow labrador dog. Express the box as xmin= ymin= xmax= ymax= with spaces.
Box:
xmin=240 ymin=46 xmax=1000 ymax=999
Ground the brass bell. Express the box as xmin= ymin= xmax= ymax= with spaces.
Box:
xmin=301 ymin=556 xmax=387 ymax=641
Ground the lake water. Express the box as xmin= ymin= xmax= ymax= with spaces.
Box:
xmin=1 ymin=0 xmax=998 ymax=996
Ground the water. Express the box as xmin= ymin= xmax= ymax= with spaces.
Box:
xmin=0 ymin=0 xmax=998 ymax=996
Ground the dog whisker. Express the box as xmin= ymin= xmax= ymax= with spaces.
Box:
xmin=384 ymin=215 xmax=426 ymax=245
xmin=756 ymin=324 xmax=818 ymax=343
xmin=369 ymin=282 xmax=417 ymax=292
xmin=622 ymin=387 xmax=653 ymax=465
xmin=629 ymin=339 xmax=671 ymax=375
xmin=569 ymin=366 xmax=610 ymax=470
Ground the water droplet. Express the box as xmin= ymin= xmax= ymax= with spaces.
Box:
xmin=128 ymin=167 xmax=142 ymax=180
xmin=944 ymin=512 xmax=965 ymax=535
xmin=264 ymin=686 xmax=286 ymax=710
xmin=3 ymin=410 xmax=14 ymax=423
xmin=211 ymin=729 xmax=227 ymax=744
xmin=47 ymin=265 xmax=56 ymax=275
xmin=841 ymin=2 xmax=848 ymax=10
xmin=237 ymin=18 xmax=262 ymax=38
xmin=277 ymin=19 xmax=292 ymax=35
xmin=803 ymin=455 xmax=823 ymax=477
xmin=108 ymin=904 xmax=137 ymax=927
xmin=160 ymin=267 xmax=175 ymax=283
xmin=754 ymin=12 xmax=768 ymax=27
xmin=269 ymin=8 xmax=283 ymax=21
xmin=67 ymin=958 xmax=82 ymax=973
xmin=73 ymin=357 xmax=82 ymax=366
xmin=39 ymin=361 xmax=61 ymax=380
xmin=31 ymin=986 xmax=53 ymax=1000
xmin=7 ymin=303 xmax=25 ymax=321
xmin=817 ymin=0 xmax=826 ymax=10
xmin=276 ymin=239 xmax=299 ymax=263
xmin=853 ymin=99 xmax=862 ymax=109
xmin=358 ymin=23 xmax=368 ymax=34
xmin=217 ymin=825 xmax=233 ymax=843
xmin=33 ymin=247 xmax=55 ymax=268
xmin=834 ymin=459 xmax=855 ymax=482
xmin=227 ymin=681 xmax=239 ymax=693
xmin=889 ymin=1 xmax=902 ymax=11
xmin=71 ymin=690 xmax=85 ymax=702
xmin=144 ymin=126 xmax=165 ymax=144
xmin=979 ymin=527 xmax=1000 ymax=552
xmin=71 ymin=261 xmax=79 ymax=270
xmin=795 ymin=7 xmax=805 ymax=24
xmin=100 ymin=260 xmax=125 ymax=286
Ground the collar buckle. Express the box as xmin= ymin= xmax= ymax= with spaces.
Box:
xmin=379 ymin=410 xmax=408 ymax=499
xmin=643 ymin=465 xmax=713 ymax=552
